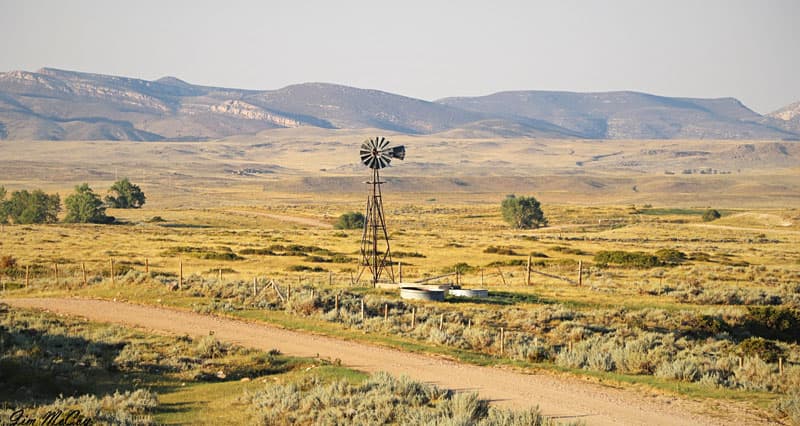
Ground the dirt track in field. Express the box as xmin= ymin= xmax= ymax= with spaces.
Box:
xmin=225 ymin=209 xmax=333 ymax=229
xmin=4 ymin=297 xmax=769 ymax=426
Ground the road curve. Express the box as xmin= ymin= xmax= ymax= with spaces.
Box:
xmin=3 ymin=297 xmax=763 ymax=426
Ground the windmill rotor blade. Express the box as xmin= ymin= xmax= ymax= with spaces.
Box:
xmin=379 ymin=137 xmax=390 ymax=149
xmin=382 ymin=155 xmax=392 ymax=166
xmin=378 ymin=156 xmax=388 ymax=169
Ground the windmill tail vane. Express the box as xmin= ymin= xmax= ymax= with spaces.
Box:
xmin=357 ymin=136 xmax=405 ymax=287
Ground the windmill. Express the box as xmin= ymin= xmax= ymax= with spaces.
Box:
xmin=357 ymin=136 xmax=405 ymax=286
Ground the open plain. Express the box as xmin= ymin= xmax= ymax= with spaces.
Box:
xmin=1 ymin=131 xmax=799 ymax=424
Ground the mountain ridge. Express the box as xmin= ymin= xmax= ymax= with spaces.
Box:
xmin=0 ymin=67 xmax=797 ymax=141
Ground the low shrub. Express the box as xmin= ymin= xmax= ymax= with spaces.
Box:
xmin=736 ymin=337 xmax=784 ymax=363
xmin=594 ymin=250 xmax=662 ymax=268
xmin=241 ymin=372 xmax=559 ymax=425
xmin=702 ymin=209 xmax=722 ymax=222
xmin=655 ymin=249 xmax=687 ymax=265
xmin=484 ymin=246 xmax=518 ymax=255
xmin=744 ymin=306 xmax=800 ymax=343
xmin=775 ymin=391 xmax=800 ymax=425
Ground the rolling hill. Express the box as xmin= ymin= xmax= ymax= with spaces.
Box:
xmin=0 ymin=67 xmax=798 ymax=141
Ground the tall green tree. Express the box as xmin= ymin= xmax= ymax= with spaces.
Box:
xmin=501 ymin=194 xmax=547 ymax=229
xmin=5 ymin=189 xmax=61 ymax=224
xmin=105 ymin=178 xmax=146 ymax=209
xmin=65 ymin=184 xmax=114 ymax=224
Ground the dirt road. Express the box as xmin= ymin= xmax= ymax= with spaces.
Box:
xmin=4 ymin=297 xmax=765 ymax=425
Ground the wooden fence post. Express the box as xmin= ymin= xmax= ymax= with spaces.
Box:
xmin=53 ymin=263 xmax=59 ymax=287
xmin=384 ymin=303 xmax=388 ymax=321
xmin=288 ymin=284 xmax=292 ymax=301
xmin=411 ymin=308 xmax=416 ymax=328
xmin=480 ymin=268 xmax=484 ymax=286
xmin=360 ymin=299 xmax=365 ymax=321
xmin=399 ymin=261 xmax=403 ymax=282
xmin=178 ymin=258 xmax=182 ymax=290
xmin=439 ymin=313 xmax=444 ymax=330
xmin=25 ymin=265 xmax=30 ymax=288
xmin=779 ymin=357 xmax=784 ymax=375
xmin=467 ymin=318 xmax=471 ymax=329
xmin=497 ymin=267 xmax=507 ymax=286
xmin=526 ymin=255 xmax=532 ymax=285
xmin=500 ymin=327 xmax=505 ymax=355
xmin=253 ymin=277 xmax=257 ymax=296
xmin=335 ymin=293 xmax=339 ymax=312
xmin=145 ymin=258 xmax=149 ymax=273
xmin=218 ymin=268 xmax=222 ymax=283
xmin=578 ymin=260 xmax=583 ymax=286
xmin=329 ymin=271 xmax=333 ymax=286
xmin=81 ymin=263 xmax=87 ymax=287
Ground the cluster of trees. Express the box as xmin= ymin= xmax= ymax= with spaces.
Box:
xmin=0 ymin=178 xmax=145 ymax=225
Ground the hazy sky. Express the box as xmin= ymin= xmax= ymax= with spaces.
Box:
xmin=1 ymin=0 xmax=797 ymax=113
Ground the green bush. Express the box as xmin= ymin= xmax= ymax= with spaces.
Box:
xmin=334 ymin=212 xmax=365 ymax=229
xmin=736 ymin=337 xmax=784 ymax=363
xmin=162 ymin=246 xmax=244 ymax=261
xmin=594 ymin=250 xmax=662 ymax=268
xmin=655 ymin=249 xmax=687 ymax=265
xmin=288 ymin=265 xmax=326 ymax=272
xmin=484 ymin=246 xmax=518 ymax=255
xmin=702 ymin=209 xmax=721 ymax=222
xmin=743 ymin=306 xmax=800 ymax=343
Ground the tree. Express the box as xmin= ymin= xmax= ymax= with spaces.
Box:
xmin=702 ymin=209 xmax=721 ymax=222
xmin=335 ymin=212 xmax=365 ymax=229
xmin=5 ymin=189 xmax=60 ymax=224
xmin=0 ymin=185 xmax=7 ymax=224
xmin=501 ymin=195 xmax=547 ymax=229
xmin=65 ymin=184 xmax=114 ymax=224
xmin=105 ymin=178 xmax=146 ymax=209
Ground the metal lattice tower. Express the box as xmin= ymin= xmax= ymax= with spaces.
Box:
xmin=356 ymin=137 xmax=405 ymax=286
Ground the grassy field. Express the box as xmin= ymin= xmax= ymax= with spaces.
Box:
xmin=1 ymin=136 xmax=799 ymax=423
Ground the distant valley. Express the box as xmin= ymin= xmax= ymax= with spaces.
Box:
xmin=1 ymin=67 xmax=799 ymax=141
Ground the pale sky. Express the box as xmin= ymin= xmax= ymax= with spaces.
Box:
xmin=0 ymin=0 xmax=797 ymax=114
